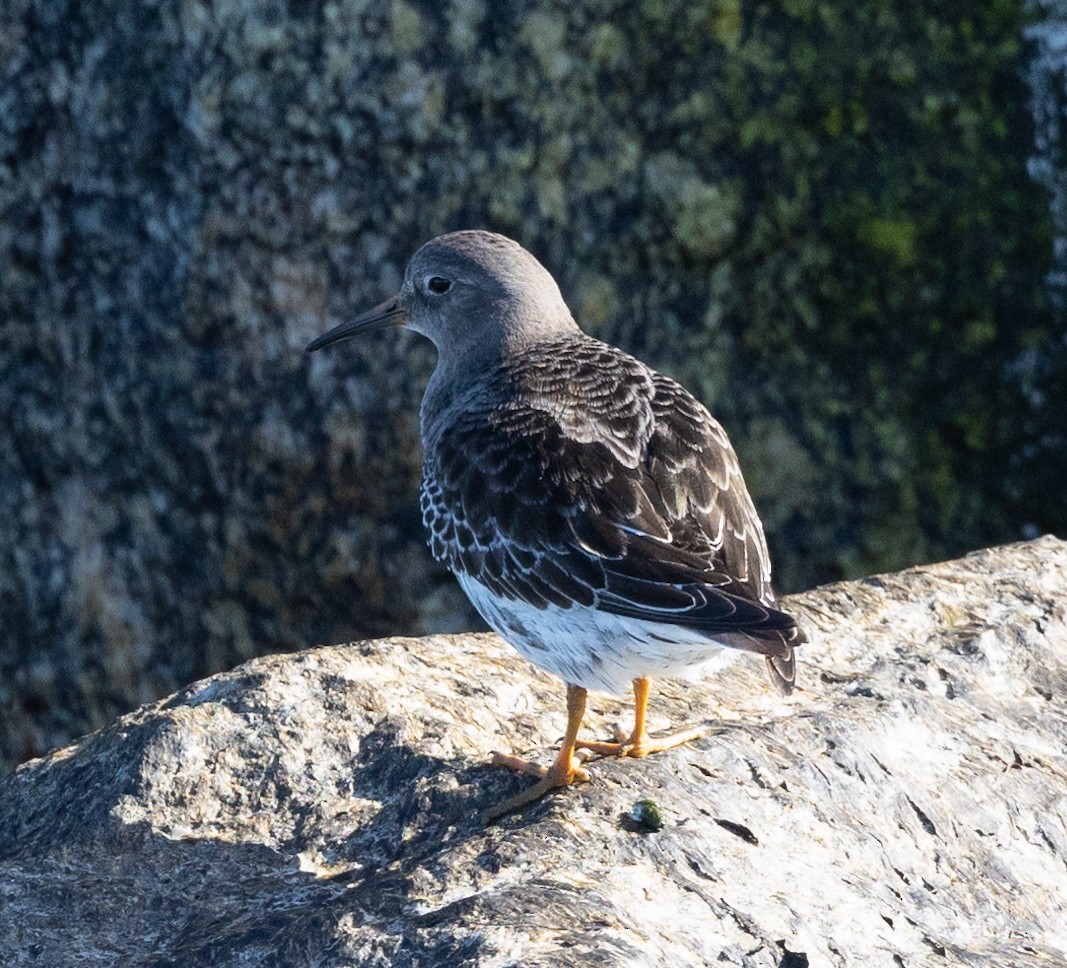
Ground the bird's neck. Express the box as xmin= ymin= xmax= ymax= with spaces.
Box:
xmin=420 ymin=334 xmax=506 ymax=445
xmin=420 ymin=312 xmax=580 ymax=447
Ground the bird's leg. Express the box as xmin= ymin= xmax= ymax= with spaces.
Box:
xmin=482 ymin=683 xmax=591 ymax=823
xmin=576 ymin=676 xmax=705 ymax=758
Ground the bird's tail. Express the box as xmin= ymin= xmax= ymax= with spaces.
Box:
xmin=763 ymin=624 xmax=805 ymax=695
xmin=764 ymin=651 xmax=795 ymax=696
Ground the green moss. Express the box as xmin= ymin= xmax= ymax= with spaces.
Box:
xmin=520 ymin=11 xmax=570 ymax=81
xmin=708 ymin=0 xmax=743 ymax=50
xmin=390 ymin=0 xmax=426 ymax=52
xmin=575 ymin=273 xmax=620 ymax=335
xmin=862 ymin=218 xmax=919 ymax=266
xmin=587 ymin=23 xmax=627 ymax=67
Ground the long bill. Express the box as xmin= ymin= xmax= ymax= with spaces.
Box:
xmin=305 ymin=294 xmax=405 ymax=353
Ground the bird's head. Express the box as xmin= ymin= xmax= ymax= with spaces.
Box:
xmin=306 ymin=230 xmax=577 ymax=365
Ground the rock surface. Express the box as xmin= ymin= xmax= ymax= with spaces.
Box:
xmin=1 ymin=537 xmax=1065 ymax=966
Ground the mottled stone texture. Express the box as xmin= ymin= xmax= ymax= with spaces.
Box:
xmin=0 ymin=539 xmax=1065 ymax=966
xmin=0 ymin=0 xmax=1056 ymax=773
xmin=1 ymin=0 xmax=453 ymax=769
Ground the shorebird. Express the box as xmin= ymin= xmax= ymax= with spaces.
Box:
xmin=307 ymin=230 xmax=803 ymax=821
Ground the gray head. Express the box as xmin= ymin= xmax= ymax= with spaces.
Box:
xmin=306 ymin=231 xmax=578 ymax=372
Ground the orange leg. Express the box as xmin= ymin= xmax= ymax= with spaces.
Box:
xmin=576 ymin=676 xmax=705 ymax=758
xmin=482 ymin=683 xmax=591 ymax=824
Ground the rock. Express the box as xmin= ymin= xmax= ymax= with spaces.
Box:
xmin=1 ymin=537 xmax=1065 ymax=965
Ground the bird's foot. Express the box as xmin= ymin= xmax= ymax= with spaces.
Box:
xmin=576 ymin=723 xmax=705 ymax=759
xmin=481 ymin=750 xmax=590 ymax=824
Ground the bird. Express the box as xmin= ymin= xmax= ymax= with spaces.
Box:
xmin=307 ymin=230 xmax=804 ymax=822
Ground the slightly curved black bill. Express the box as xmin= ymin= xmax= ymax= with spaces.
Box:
xmin=305 ymin=294 xmax=405 ymax=353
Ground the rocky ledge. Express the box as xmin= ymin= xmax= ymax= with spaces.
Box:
xmin=1 ymin=537 xmax=1065 ymax=966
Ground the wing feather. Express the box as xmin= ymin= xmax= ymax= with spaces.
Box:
xmin=420 ymin=334 xmax=803 ymax=681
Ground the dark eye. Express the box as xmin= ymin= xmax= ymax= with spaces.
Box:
xmin=427 ymin=276 xmax=452 ymax=294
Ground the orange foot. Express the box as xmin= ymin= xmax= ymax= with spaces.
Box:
xmin=481 ymin=749 xmax=591 ymax=824
xmin=575 ymin=723 xmax=705 ymax=758
xmin=482 ymin=682 xmax=590 ymax=824
xmin=576 ymin=676 xmax=705 ymax=758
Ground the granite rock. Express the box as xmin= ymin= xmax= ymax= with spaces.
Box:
xmin=1 ymin=538 xmax=1065 ymax=965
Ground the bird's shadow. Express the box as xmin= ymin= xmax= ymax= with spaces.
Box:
xmin=0 ymin=717 xmax=550 ymax=966
xmin=335 ymin=718 xmax=560 ymax=862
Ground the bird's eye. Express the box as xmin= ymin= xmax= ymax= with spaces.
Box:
xmin=427 ymin=276 xmax=452 ymax=294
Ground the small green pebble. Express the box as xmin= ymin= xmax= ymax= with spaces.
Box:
xmin=630 ymin=798 xmax=666 ymax=831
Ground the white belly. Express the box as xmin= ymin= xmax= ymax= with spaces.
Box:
xmin=456 ymin=572 xmax=738 ymax=697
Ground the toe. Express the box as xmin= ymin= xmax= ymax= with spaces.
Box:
xmin=490 ymin=751 xmax=549 ymax=778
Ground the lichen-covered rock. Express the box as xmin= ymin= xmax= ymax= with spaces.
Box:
xmin=0 ymin=0 xmax=1057 ymax=779
xmin=0 ymin=538 xmax=1064 ymax=965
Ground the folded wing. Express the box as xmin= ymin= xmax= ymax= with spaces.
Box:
xmin=421 ymin=337 xmax=802 ymax=688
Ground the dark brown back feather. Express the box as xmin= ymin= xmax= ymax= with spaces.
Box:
xmin=420 ymin=333 xmax=802 ymax=689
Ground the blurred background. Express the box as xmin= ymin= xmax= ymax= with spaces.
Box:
xmin=2 ymin=0 xmax=1065 ymax=775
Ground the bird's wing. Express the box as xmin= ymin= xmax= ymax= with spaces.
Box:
xmin=421 ymin=338 xmax=801 ymax=649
